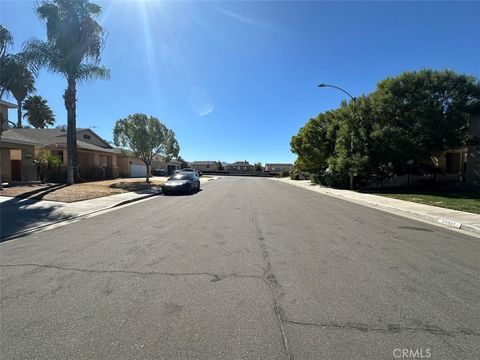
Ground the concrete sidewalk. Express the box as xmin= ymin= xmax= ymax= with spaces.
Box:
xmin=273 ymin=178 xmax=480 ymax=238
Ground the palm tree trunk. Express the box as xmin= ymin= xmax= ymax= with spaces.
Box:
xmin=17 ymin=100 xmax=22 ymax=128
xmin=65 ymin=76 xmax=77 ymax=185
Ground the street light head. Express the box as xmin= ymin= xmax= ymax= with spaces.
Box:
xmin=318 ymin=83 xmax=326 ymax=87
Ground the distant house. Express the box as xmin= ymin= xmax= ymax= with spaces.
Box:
xmin=432 ymin=148 xmax=467 ymax=180
xmin=153 ymin=157 xmax=182 ymax=176
xmin=226 ymin=161 xmax=254 ymax=173
xmin=1 ymin=123 xmax=119 ymax=183
xmin=117 ymin=153 xmax=182 ymax=177
xmin=190 ymin=161 xmax=220 ymax=172
xmin=466 ymin=116 xmax=480 ymax=184
xmin=265 ymin=163 xmax=293 ymax=173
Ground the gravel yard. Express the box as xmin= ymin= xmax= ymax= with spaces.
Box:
xmin=0 ymin=178 xmax=165 ymax=203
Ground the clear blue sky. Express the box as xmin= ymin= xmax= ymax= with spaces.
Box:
xmin=1 ymin=0 xmax=479 ymax=164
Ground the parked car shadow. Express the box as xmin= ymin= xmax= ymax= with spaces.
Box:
xmin=0 ymin=195 xmax=73 ymax=242
xmin=162 ymin=189 xmax=202 ymax=196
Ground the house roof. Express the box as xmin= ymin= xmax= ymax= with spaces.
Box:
xmin=190 ymin=161 xmax=217 ymax=166
xmin=0 ymin=130 xmax=40 ymax=146
xmin=266 ymin=163 xmax=293 ymax=167
xmin=227 ymin=161 xmax=252 ymax=166
xmin=1 ymin=128 xmax=116 ymax=154
xmin=0 ymin=99 xmax=17 ymax=109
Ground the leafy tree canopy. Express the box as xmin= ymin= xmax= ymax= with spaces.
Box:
xmin=113 ymin=113 xmax=179 ymax=182
xmin=291 ymin=70 xmax=480 ymax=187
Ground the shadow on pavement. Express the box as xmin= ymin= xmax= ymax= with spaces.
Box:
xmin=162 ymin=188 xmax=203 ymax=196
xmin=0 ymin=195 xmax=73 ymax=242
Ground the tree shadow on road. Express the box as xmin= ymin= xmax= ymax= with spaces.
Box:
xmin=0 ymin=195 xmax=73 ymax=242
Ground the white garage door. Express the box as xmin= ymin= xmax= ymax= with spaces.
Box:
xmin=131 ymin=163 xmax=147 ymax=177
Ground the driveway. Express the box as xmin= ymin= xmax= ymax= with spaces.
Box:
xmin=1 ymin=177 xmax=479 ymax=359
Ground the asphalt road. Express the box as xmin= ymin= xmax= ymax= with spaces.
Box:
xmin=1 ymin=177 xmax=479 ymax=360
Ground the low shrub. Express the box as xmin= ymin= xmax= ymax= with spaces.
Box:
xmin=280 ymin=170 xmax=291 ymax=178
xmin=320 ymin=172 xmax=349 ymax=188
xmin=310 ymin=173 xmax=320 ymax=184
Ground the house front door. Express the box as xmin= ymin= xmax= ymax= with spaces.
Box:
xmin=11 ymin=160 xmax=22 ymax=181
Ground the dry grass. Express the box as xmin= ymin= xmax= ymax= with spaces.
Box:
xmin=0 ymin=178 xmax=164 ymax=203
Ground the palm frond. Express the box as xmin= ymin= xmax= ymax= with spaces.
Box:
xmin=77 ymin=63 xmax=110 ymax=82
xmin=22 ymin=39 xmax=58 ymax=75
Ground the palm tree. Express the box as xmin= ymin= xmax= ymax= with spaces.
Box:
xmin=0 ymin=25 xmax=14 ymax=100
xmin=23 ymin=0 xmax=109 ymax=184
xmin=23 ymin=95 xmax=55 ymax=128
xmin=0 ymin=25 xmax=14 ymax=191
xmin=4 ymin=58 xmax=36 ymax=128
xmin=0 ymin=25 xmax=13 ymax=58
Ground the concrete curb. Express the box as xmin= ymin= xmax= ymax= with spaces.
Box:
xmin=273 ymin=179 xmax=480 ymax=238
xmin=1 ymin=191 xmax=160 ymax=241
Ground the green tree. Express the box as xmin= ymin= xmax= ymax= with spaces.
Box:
xmin=0 ymin=25 xmax=14 ymax=190
xmin=23 ymin=0 xmax=109 ymax=184
xmin=291 ymin=70 xmax=480 ymax=188
xmin=113 ymin=114 xmax=180 ymax=183
xmin=23 ymin=95 xmax=55 ymax=128
xmin=217 ymin=161 xmax=224 ymax=171
xmin=0 ymin=25 xmax=14 ymax=101
xmin=290 ymin=110 xmax=339 ymax=173
xmin=3 ymin=58 xmax=36 ymax=127
xmin=374 ymin=70 xmax=480 ymax=166
xmin=176 ymin=156 xmax=189 ymax=169
xmin=254 ymin=162 xmax=263 ymax=172
xmin=0 ymin=25 xmax=13 ymax=58
xmin=28 ymin=149 xmax=62 ymax=183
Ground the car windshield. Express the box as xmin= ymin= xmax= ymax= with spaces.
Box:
xmin=171 ymin=174 xmax=191 ymax=180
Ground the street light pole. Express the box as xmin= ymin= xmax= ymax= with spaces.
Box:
xmin=318 ymin=83 xmax=356 ymax=190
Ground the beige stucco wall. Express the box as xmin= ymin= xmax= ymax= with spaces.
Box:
xmin=0 ymin=143 xmax=37 ymax=182
xmin=77 ymin=130 xmax=110 ymax=148
xmin=0 ymin=148 xmax=11 ymax=182
xmin=117 ymin=156 xmax=132 ymax=177
xmin=191 ymin=163 xmax=219 ymax=171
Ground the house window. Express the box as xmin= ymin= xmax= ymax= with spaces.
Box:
xmin=83 ymin=134 xmax=91 ymax=140
xmin=10 ymin=149 xmax=22 ymax=160
xmin=446 ymin=153 xmax=460 ymax=174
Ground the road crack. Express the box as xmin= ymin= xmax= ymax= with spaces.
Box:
xmin=248 ymin=194 xmax=293 ymax=360
xmin=285 ymin=320 xmax=480 ymax=337
xmin=0 ymin=263 xmax=260 ymax=281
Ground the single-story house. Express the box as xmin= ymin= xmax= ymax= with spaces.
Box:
xmin=190 ymin=161 xmax=220 ymax=172
xmin=1 ymin=126 xmax=119 ymax=183
xmin=226 ymin=161 xmax=254 ymax=173
xmin=265 ymin=163 xmax=293 ymax=173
